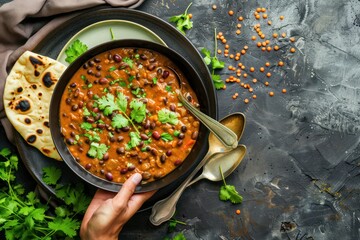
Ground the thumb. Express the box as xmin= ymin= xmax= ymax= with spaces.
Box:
xmin=112 ymin=173 xmax=142 ymax=209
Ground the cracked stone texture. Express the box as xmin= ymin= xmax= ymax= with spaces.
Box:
xmin=119 ymin=0 xmax=360 ymax=239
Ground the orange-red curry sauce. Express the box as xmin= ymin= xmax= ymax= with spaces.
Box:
xmin=60 ymin=48 xmax=199 ymax=183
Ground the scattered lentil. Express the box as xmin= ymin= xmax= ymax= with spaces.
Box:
xmin=269 ymin=91 xmax=274 ymax=96
xmin=282 ymin=89 xmax=287 ymax=93
xmin=212 ymin=4 xmax=217 ymax=10
xmin=236 ymin=209 xmax=241 ymax=215
xmin=280 ymin=15 xmax=284 ymax=20
xmin=290 ymin=48 xmax=296 ymax=53
xmin=278 ymin=61 xmax=284 ymax=66
xmin=244 ymin=98 xmax=250 ymax=104
xmin=228 ymin=10 xmax=234 ymax=16
xmin=266 ymin=72 xmax=272 ymax=77
xmin=238 ymin=16 xmax=244 ymax=21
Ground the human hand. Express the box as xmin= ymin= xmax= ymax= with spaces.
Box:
xmin=80 ymin=173 xmax=155 ymax=240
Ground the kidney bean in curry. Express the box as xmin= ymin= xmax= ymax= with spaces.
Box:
xmin=60 ymin=48 xmax=200 ymax=183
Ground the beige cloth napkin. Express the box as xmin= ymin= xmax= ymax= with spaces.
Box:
xmin=0 ymin=0 xmax=144 ymax=142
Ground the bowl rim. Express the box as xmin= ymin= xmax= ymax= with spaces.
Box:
xmin=50 ymin=39 xmax=214 ymax=192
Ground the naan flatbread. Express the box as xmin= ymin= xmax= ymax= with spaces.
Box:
xmin=4 ymin=51 xmax=66 ymax=160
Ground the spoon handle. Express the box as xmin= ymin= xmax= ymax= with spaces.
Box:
xmin=186 ymin=175 xmax=204 ymax=187
xmin=150 ymin=151 xmax=214 ymax=226
xmin=177 ymin=90 xmax=238 ymax=149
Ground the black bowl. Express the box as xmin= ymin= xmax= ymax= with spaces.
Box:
xmin=50 ymin=39 xmax=216 ymax=192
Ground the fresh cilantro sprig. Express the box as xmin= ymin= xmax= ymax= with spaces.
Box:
xmin=95 ymin=92 xmax=146 ymax=134
xmin=126 ymin=132 xmax=142 ymax=149
xmin=87 ymin=142 xmax=109 ymax=159
xmin=219 ymin=166 xmax=243 ymax=204
xmin=164 ymin=232 xmax=187 ymax=240
xmin=169 ymin=2 xmax=193 ymax=34
xmin=65 ymin=39 xmax=88 ymax=64
xmin=0 ymin=148 xmax=91 ymax=239
xmin=201 ymin=29 xmax=225 ymax=90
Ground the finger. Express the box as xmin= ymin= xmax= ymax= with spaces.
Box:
xmin=112 ymin=173 xmax=142 ymax=210
xmin=125 ymin=190 xmax=157 ymax=217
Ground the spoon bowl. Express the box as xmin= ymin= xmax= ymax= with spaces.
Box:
xmin=150 ymin=112 xmax=245 ymax=226
xmin=167 ymin=66 xmax=238 ymax=149
xmin=187 ymin=144 xmax=246 ymax=187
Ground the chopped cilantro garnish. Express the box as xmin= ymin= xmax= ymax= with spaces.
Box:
xmin=173 ymin=130 xmax=181 ymax=137
xmin=161 ymin=132 xmax=174 ymax=141
xmin=165 ymin=85 xmax=173 ymax=92
xmin=87 ymin=142 xmax=109 ymax=159
xmin=109 ymin=66 xmax=117 ymax=72
xmin=158 ymin=109 xmax=179 ymax=125
xmin=65 ymin=39 xmax=88 ymax=64
xmin=131 ymin=87 xmax=146 ymax=98
xmin=128 ymin=75 xmax=135 ymax=82
xmin=84 ymin=132 xmax=100 ymax=142
xmin=123 ymin=57 xmax=133 ymax=68
xmin=80 ymin=75 xmax=87 ymax=81
xmin=152 ymin=77 xmax=158 ymax=84
xmin=82 ymin=107 xmax=91 ymax=116
xmin=80 ymin=122 xmax=93 ymax=131
xmin=135 ymin=54 xmax=140 ymax=59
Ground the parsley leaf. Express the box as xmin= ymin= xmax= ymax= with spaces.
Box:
xmin=219 ymin=166 xmax=243 ymax=204
xmin=87 ymin=142 xmax=109 ymax=159
xmin=169 ymin=3 xmax=193 ymax=34
xmin=84 ymin=132 xmax=100 ymax=142
xmin=130 ymin=99 xmax=146 ymax=123
xmin=158 ymin=109 xmax=179 ymax=125
xmin=161 ymin=132 xmax=174 ymax=141
xmin=65 ymin=39 xmax=88 ymax=64
xmin=111 ymin=114 xmax=129 ymax=129
xmin=42 ymin=167 xmax=62 ymax=186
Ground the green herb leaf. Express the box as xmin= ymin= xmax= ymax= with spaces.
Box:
xmin=97 ymin=93 xmax=119 ymax=116
xmin=173 ymin=130 xmax=181 ymax=137
xmin=111 ymin=114 xmax=129 ymax=129
xmin=123 ymin=57 xmax=133 ymax=68
xmin=84 ymin=132 xmax=100 ymax=142
xmin=116 ymin=92 xmax=128 ymax=113
xmin=87 ymin=142 xmax=109 ymax=159
xmin=48 ymin=217 xmax=80 ymax=237
xmin=65 ymin=39 xmax=88 ymax=64
xmin=42 ymin=167 xmax=62 ymax=186
xmin=109 ymin=66 xmax=117 ymax=72
xmin=158 ymin=109 xmax=178 ymax=125
xmin=201 ymin=48 xmax=211 ymax=65
xmin=161 ymin=132 xmax=174 ymax=142
xmin=219 ymin=166 xmax=243 ymax=204
xmin=165 ymin=85 xmax=173 ymax=92
xmin=211 ymin=57 xmax=225 ymax=70
xmin=127 ymin=132 xmax=141 ymax=149
xmin=110 ymin=27 xmax=115 ymax=40
xmin=169 ymin=3 xmax=193 ymax=34
xmin=152 ymin=77 xmax=158 ymax=84
xmin=212 ymin=74 xmax=225 ymax=90
xmin=173 ymin=233 xmax=187 ymax=240
xmin=130 ymin=99 xmax=146 ymax=123
xmin=80 ymin=122 xmax=93 ymax=131
xmin=82 ymin=107 xmax=91 ymax=116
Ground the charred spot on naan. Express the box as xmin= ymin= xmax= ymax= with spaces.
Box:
xmin=43 ymin=72 xmax=57 ymax=88
xmin=9 ymin=98 xmax=32 ymax=113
